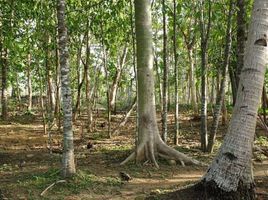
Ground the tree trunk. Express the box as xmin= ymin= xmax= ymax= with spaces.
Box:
xmin=121 ymin=0 xmax=201 ymax=168
xmin=198 ymin=1 xmax=268 ymax=198
xmin=112 ymin=97 xmax=137 ymax=135
xmin=154 ymin=52 xmax=162 ymax=111
xmin=262 ymin=86 xmax=267 ymax=124
xmin=84 ymin=28 xmax=93 ymax=133
xmin=54 ymin=41 xmax=61 ymax=131
xmin=161 ymin=0 xmax=168 ymax=143
xmin=229 ymin=62 xmax=238 ymax=106
xmin=46 ymin=35 xmax=55 ymax=113
xmin=188 ymin=48 xmax=197 ymax=112
xmin=73 ymin=35 xmax=84 ymax=121
xmin=1 ymin=48 xmax=8 ymax=120
xmin=173 ymin=0 xmax=179 ymax=145
xmin=222 ymin=98 xmax=228 ymax=126
xmin=199 ymin=0 xmax=211 ymax=152
xmin=57 ymin=0 xmax=76 ymax=177
xmin=207 ymin=0 xmax=234 ymax=153
xmin=236 ymin=0 xmax=246 ymax=91
xmin=109 ymin=47 xmax=128 ymax=114
xmin=27 ymin=53 xmax=32 ymax=111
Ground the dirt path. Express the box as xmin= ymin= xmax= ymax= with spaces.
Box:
xmin=0 ymin=114 xmax=267 ymax=200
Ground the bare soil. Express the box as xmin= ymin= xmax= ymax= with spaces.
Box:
xmin=0 ymin=112 xmax=267 ymax=200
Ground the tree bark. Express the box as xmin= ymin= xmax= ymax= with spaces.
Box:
xmin=45 ymin=35 xmax=55 ymax=113
xmin=72 ymin=35 xmax=84 ymax=121
xmin=109 ymin=46 xmax=128 ymax=114
xmin=173 ymin=0 xmax=179 ymax=145
xmin=57 ymin=0 xmax=76 ymax=177
xmin=121 ymin=0 xmax=201 ymax=168
xmin=84 ymin=28 xmax=93 ymax=133
xmin=236 ymin=0 xmax=246 ymax=92
xmin=198 ymin=1 xmax=268 ymax=198
xmin=54 ymin=40 xmax=61 ymax=131
xmin=199 ymin=0 xmax=211 ymax=152
xmin=1 ymin=48 xmax=8 ymax=120
xmin=27 ymin=53 xmax=32 ymax=111
xmin=161 ymin=0 xmax=168 ymax=143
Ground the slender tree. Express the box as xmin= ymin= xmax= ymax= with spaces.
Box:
xmin=173 ymin=0 xmax=179 ymax=145
xmin=1 ymin=48 xmax=8 ymax=120
xmin=207 ymin=0 xmax=234 ymax=153
xmin=57 ymin=0 xmax=76 ymax=177
xmin=27 ymin=53 xmax=32 ymax=111
xmin=236 ymin=0 xmax=246 ymax=91
xmin=199 ymin=0 xmax=211 ymax=152
xmin=161 ymin=0 xmax=168 ymax=143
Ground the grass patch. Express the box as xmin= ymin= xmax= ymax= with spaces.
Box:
xmin=11 ymin=168 xmax=123 ymax=198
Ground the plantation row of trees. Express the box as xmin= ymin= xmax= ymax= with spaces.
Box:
xmin=1 ymin=0 xmax=267 ymax=199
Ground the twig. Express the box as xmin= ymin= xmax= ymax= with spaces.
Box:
xmin=40 ymin=180 xmax=66 ymax=196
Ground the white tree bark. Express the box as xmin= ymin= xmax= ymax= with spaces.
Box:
xmin=121 ymin=0 xmax=201 ymax=167
xmin=57 ymin=0 xmax=76 ymax=177
xmin=203 ymin=0 xmax=268 ymax=195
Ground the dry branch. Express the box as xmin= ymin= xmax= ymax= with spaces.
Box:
xmin=40 ymin=180 xmax=66 ymax=196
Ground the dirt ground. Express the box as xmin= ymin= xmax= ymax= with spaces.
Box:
xmin=0 ymin=112 xmax=267 ymax=200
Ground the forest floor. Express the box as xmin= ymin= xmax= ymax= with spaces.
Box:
xmin=0 ymin=110 xmax=268 ymax=200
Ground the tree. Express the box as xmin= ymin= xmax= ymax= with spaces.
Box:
xmin=207 ymin=0 xmax=234 ymax=153
xmin=235 ymin=0 xmax=247 ymax=101
xmin=195 ymin=0 xmax=268 ymax=198
xmin=161 ymin=0 xmax=168 ymax=143
xmin=121 ymin=0 xmax=200 ymax=167
xmin=199 ymin=0 xmax=211 ymax=152
xmin=173 ymin=0 xmax=179 ymax=145
xmin=57 ymin=0 xmax=76 ymax=177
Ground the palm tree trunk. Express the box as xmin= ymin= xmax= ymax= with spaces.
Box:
xmin=197 ymin=1 xmax=268 ymax=197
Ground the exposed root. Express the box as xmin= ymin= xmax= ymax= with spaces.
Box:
xmin=120 ymin=142 xmax=145 ymax=165
xmin=158 ymin=141 xmax=203 ymax=165
xmin=121 ymin=139 xmax=202 ymax=167
xmin=120 ymin=152 xmax=135 ymax=165
xmin=148 ymin=141 xmax=159 ymax=168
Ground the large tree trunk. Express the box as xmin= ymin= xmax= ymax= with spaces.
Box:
xmin=121 ymin=0 xmax=201 ymax=168
xmin=207 ymin=0 xmax=234 ymax=153
xmin=197 ymin=1 xmax=268 ymax=198
xmin=57 ymin=0 xmax=76 ymax=177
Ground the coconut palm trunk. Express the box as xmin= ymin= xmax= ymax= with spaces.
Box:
xmin=197 ymin=0 xmax=268 ymax=198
